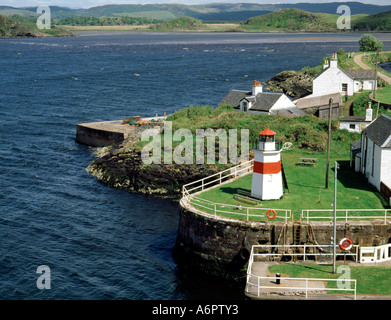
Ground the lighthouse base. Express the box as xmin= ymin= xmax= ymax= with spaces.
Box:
xmin=250 ymin=193 xmax=283 ymax=201
xmin=251 ymin=172 xmax=283 ymax=201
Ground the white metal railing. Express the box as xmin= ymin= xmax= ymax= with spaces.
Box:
xmin=301 ymin=209 xmax=391 ymax=224
xmin=182 ymin=159 xmax=253 ymax=198
xmin=187 ymin=196 xmax=291 ymax=222
xmin=248 ymin=245 xmax=359 ymax=274
xmin=246 ymin=274 xmax=357 ymax=299
xmin=360 ymin=243 xmax=391 ymax=263
xmin=245 ymin=244 xmax=357 ymax=299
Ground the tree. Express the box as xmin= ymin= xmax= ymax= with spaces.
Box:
xmin=359 ymin=34 xmax=384 ymax=52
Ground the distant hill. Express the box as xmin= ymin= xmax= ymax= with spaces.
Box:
xmin=278 ymin=2 xmax=391 ymax=15
xmin=241 ymin=8 xmax=390 ymax=32
xmin=241 ymin=8 xmax=340 ymax=32
xmin=2 ymin=2 xmax=391 ymax=22
xmin=353 ymin=10 xmax=391 ymax=31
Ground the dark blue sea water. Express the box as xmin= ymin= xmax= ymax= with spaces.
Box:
xmin=1 ymin=32 xmax=390 ymax=300
xmin=380 ymin=61 xmax=391 ymax=73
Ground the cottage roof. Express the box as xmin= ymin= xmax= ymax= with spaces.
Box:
xmin=295 ymin=92 xmax=342 ymax=109
xmin=272 ymin=107 xmax=307 ymax=117
xmin=218 ymin=90 xmax=250 ymax=109
xmin=313 ymin=65 xmax=376 ymax=82
xmin=250 ymin=93 xmax=282 ymax=111
xmin=218 ymin=90 xmax=284 ymax=112
xmin=362 ymin=114 xmax=391 ymax=148
xmin=340 ymin=115 xmax=372 ymax=122
xmin=344 ymin=69 xmax=376 ymax=80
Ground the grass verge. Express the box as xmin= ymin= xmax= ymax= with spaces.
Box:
xmin=268 ymin=263 xmax=391 ymax=296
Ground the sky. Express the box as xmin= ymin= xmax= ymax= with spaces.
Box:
xmin=2 ymin=0 xmax=390 ymax=10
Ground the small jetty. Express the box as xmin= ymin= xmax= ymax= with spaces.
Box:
xmin=76 ymin=115 xmax=166 ymax=147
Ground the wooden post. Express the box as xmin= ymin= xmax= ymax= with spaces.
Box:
xmin=325 ymin=98 xmax=333 ymax=189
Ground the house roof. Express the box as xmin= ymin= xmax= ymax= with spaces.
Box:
xmin=218 ymin=90 xmax=250 ymax=109
xmin=272 ymin=107 xmax=307 ymax=117
xmin=344 ymin=69 xmax=376 ymax=81
xmin=313 ymin=65 xmax=376 ymax=82
xmin=340 ymin=115 xmax=372 ymax=122
xmin=362 ymin=114 xmax=391 ymax=148
xmin=218 ymin=90 xmax=284 ymax=112
xmin=250 ymin=93 xmax=282 ymax=112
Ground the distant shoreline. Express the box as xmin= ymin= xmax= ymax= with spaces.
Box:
xmin=62 ymin=24 xmax=391 ymax=34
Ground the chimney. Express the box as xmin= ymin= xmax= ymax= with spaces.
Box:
xmin=366 ymin=102 xmax=373 ymax=122
xmin=252 ymin=80 xmax=263 ymax=95
xmin=330 ymin=53 xmax=338 ymax=69
xmin=323 ymin=59 xmax=329 ymax=69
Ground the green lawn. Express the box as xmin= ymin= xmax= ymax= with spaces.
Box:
xmin=375 ymin=86 xmax=391 ymax=104
xmin=193 ymin=150 xmax=389 ymax=221
xmin=268 ymin=263 xmax=391 ymax=296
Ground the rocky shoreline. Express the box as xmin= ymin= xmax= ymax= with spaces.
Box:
xmin=87 ymin=143 xmax=231 ymax=199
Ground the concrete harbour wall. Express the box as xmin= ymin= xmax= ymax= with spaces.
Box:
xmin=174 ymin=204 xmax=391 ymax=280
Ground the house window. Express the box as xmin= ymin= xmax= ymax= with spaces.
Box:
xmin=349 ymin=124 xmax=356 ymax=130
xmin=342 ymin=83 xmax=348 ymax=93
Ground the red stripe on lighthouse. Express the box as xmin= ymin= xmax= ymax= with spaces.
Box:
xmin=253 ymin=161 xmax=281 ymax=174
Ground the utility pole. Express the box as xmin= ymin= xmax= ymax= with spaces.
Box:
xmin=325 ymin=98 xmax=333 ymax=189
xmin=374 ymin=50 xmax=379 ymax=99
xmin=333 ymin=161 xmax=338 ymax=274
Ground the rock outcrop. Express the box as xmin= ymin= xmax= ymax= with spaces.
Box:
xmin=265 ymin=70 xmax=314 ymax=99
xmin=87 ymin=145 xmax=230 ymax=199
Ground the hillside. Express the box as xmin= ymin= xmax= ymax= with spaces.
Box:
xmin=0 ymin=14 xmax=49 ymax=37
xmin=241 ymin=8 xmax=334 ymax=32
xmin=353 ymin=10 xmax=391 ymax=31
xmin=0 ymin=14 xmax=72 ymax=38
xmin=2 ymin=2 xmax=391 ymax=22
xmin=240 ymin=8 xmax=370 ymax=32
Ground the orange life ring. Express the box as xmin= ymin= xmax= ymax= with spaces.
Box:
xmin=339 ymin=237 xmax=353 ymax=251
xmin=266 ymin=209 xmax=277 ymax=220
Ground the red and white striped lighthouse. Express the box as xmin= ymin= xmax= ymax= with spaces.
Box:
xmin=251 ymin=124 xmax=283 ymax=200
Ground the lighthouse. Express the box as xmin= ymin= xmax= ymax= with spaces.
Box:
xmin=251 ymin=124 xmax=283 ymax=200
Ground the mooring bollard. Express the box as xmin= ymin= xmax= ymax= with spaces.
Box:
xmin=276 ymin=273 xmax=280 ymax=285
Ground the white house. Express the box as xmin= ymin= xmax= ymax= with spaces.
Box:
xmin=339 ymin=104 xmax=374 ymax=133
xmin=313 ymin=53 xmax=376 ymax=97
xmin=219 ymin=81 xmax=303 ymax=116
xmin=353 ymin=114 xmax=391 ymax=204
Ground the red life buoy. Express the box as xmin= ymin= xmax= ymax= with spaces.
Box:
xmin=266 ymin=209 xmax=277 ymax=220
xmin=339 ymin=237 xmax=353 ymax=251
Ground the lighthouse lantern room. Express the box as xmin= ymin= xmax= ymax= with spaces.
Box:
xmin=251 ymin=124 xmax=283 ymax=200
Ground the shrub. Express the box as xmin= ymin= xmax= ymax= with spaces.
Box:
xmin=359 ymin=34 xmax=384 ymax=52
